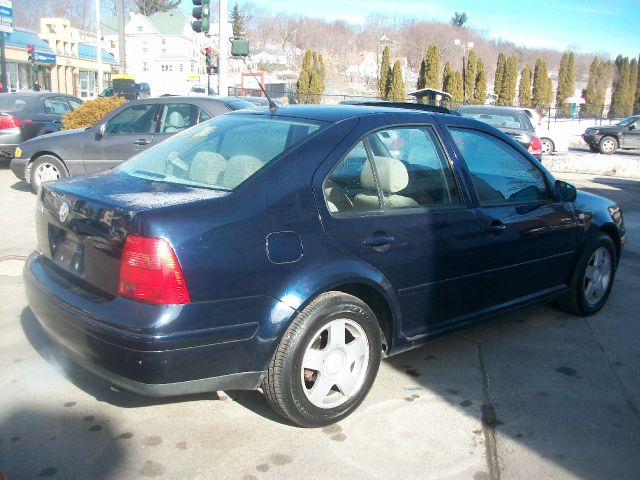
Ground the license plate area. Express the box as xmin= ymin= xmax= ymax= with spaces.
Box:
xmin=49 ymin=225 xmax=85 ymax=274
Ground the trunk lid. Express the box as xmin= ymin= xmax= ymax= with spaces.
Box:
xmin=36 ymin=172 xmax=228 ymax=297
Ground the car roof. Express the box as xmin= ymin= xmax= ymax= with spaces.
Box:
xmin=227 ymin=104 xmax=451 ymax=123
xmin=0 ymin=92 xmax=79 ymax=99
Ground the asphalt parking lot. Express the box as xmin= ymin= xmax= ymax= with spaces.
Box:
xmin=1 ymin=158 xmax=639 ymax=480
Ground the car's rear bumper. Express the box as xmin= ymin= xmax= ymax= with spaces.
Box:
xmin=24 ymin=252 xmax=288 ymax=396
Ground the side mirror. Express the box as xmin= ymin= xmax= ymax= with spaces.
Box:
xmin=96 ymin=123 xmax=106 ymax=139
xmin=554 ymin=180 xmax=577 ymax=203
xmin=629 ymin=124 xmax=636 ymax=131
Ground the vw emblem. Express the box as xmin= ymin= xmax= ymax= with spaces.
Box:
xmin=59 ymin=201 xmax=70 ymax=223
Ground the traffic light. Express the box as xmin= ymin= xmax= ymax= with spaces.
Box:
xmin=204 ymin=47 xmax=212 ymax=68
xmin=192 ymin=0 xmax=210 ymax=34
xmin=27 ymin=44 xmax=35 ymax=63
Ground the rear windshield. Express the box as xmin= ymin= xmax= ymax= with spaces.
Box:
xmin=0 ymin=95 xmax=33 ymax=112
xmin=459 ymin=108 xmax=532 ymax=130
xmin=118 ymin=114 xmax=325 ymax=190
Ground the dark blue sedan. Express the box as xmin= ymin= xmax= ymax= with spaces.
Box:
xmin=24 ymin=104 xmax=625 ymax=427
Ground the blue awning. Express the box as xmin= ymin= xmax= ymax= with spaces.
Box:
xmin=78 ymin=43 xmax=117 ymax=64
xmin=4 ymin=28 xmax=55 ymax=54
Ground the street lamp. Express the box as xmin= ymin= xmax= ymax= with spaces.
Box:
xmin=454 ymin=39 xmax=474 ymax=102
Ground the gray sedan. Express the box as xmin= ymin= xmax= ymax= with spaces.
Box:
xmin=10 ymin=96 xmax=254 ymax=191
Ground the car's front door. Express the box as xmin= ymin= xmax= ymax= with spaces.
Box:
xmin=82 ymin=103 xmax=159 ymax=173
xmin=447 ymin=126 xmax=580 ymax=307
xmin=620 ymin=119 xmax=640 ymax=148
xmin=316 ymin=123 xmax=485 ymax=339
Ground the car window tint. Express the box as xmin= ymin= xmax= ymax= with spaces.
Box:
xmin=44 ymin=97 xmax=72 ymax=115
xmin=372 ymin=127 xmax=460 ymax=208
xmin=119 ymin=115 xmax=324 ymax=191
xmin=459 ymin=109 xmax=531 ymax=130
xmin=449 ymin=127 xmax=552 ymax=205
xmin=324 ymin=141 xmax=380 ymax=214
xmin=158 ymin=103 xmax=198 ymax=133
xmin=105 ymin=104 xmax=158 ymax=134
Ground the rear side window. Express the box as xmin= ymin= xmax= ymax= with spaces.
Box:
xmin=324 ymin=126 xmax=460 ymax=215
xmin=158 ymin=103 xmax=200 ymax=133
xmin=449 ymin=127 xmax=552 ymax=205
xmin=0 ymin=95 xmax=31 ymax=112
xmin=44 ymin=97 xmax=72 ymax=114
xmin=119 ymin=115 xmax=325 ymax=190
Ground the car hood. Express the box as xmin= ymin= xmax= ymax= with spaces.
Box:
xmin=586 ymin=125 xmax=620 ymax=133
xmin=20 ymin=127 xmax=87 ymax=151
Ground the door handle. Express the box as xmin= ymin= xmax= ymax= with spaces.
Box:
xmin=363 ymin=232 xmax=395 ymax=252
xmin=486 ymin=220 xmax=507 ymax=235
xmin=134 ymin=138 xmax=151 ymax=145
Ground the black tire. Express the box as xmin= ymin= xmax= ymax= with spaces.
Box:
xmin=588 ymin=145 xmax=599 ymax=153
xmin=30 ymin=154 xmax=68 ymax=192
xmin=598 ymin=136 xmax=618 ymax=154
xmin=541 ymin=138 xmax=554 ymax=155
xmin=262 ymin=291 xmax=382 ymax=427
xmin=557 ymin=233 xmax=617 ymax=316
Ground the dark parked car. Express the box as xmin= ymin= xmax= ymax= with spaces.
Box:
xmin=11 ymin=96 xmax=254 ymax=191
xmin=583 ymin=115 xmax=640 ymax=154
xmin=24 ymin=104 xmax=625 ymax=427
xmin=0 ymin=92 xmax=82 ymax=159
xmin=99 ymin=82 xmax=151 ymax=99
xmin=458 ymin=105 xmax=543 ymax=159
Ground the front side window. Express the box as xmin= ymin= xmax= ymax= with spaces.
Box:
xmin=449 ymin=127 xmax=552 ymax=205
xmin=118 ymin=115 xmax=325 ymax=190
xmin=105 ymin=104 xmax=158 ymax=135
xmin=324 ymin=126 xmax=460 ymax=215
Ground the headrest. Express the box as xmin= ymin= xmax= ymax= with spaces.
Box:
xmin=360 ymin=156 xmax=409 ymax=193
xmin=167 ymin=111 xmax=186 ymax=128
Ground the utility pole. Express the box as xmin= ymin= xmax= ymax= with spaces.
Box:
xmin=218 ymin=0 xmax=228 ymax=96
xmin=117 ymin=0 xmax=126 ymax=73
xmin=95 ymin=0 xmax=103 ymax=93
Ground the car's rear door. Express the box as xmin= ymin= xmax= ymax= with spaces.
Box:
xmin=445 ymin=125 xmax=580 ymax=307
xmin=315 ymin=118 xmax=485 ymax=339
xmin=82 ymin=103 xmax=159 ymax=173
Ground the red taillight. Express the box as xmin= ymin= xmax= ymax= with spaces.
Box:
xmin=0 ymin=115 xmax=23 ymax=129
xmin=118 ymin=235 xmax=190 ymax=304
xmin=528 ymin=136 xmax=542 ymax=156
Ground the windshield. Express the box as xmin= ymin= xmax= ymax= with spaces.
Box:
xmin=459 ymin=108 xmax=533 ymax=130
xmin=118 ymin=114 xmax=325 ymax=190
xmin=0 ymin=95 xmax=33 ymax=112
xmin=617 ymin=116 xmax=639 ymax=126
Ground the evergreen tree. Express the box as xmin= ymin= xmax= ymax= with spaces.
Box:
xmin=425 ymin=44 xmax=441 ymax=90
xmin=545 ymin=77 xmax=554 ymax=110
xmin=627 ymin=58 xmax=638 ymax=116
xmin=388 ymin=60 xmax=405 ymax=101
xmin=449 ymin=70 xmax=464 ymax=106
xmin=532 ymin=58 xmax=549 ymax=112
xmin=442 ymin=61 xmax=452 ymax=93
xmin=379 ymin=46 xmax=391 ymax=99
xmin=556 ymin=52 xmax=576 ymax=116
xmin=464 ymin=50 xmax=477 ymax=103
xmin=473 ymin=57 xmax=487 ymax=104
xmin=417 ymin=59 xmax=427 ymax=90
xmin=610 ymin=56 xmax=630 ymax=118
xmin=230 ymin=2 xmax=246 ymax=38
xmin=518 ymin=64 xmax=532 ymax=107
xmin=297 ymin=49 xmax=325 ymax=104
xmin=635 ymin=55 xmax=640 ymax=114
xmin=582 ymin=57 xmax=604 ymax=118
xmin=494 ymin=53 xmax=506 ymax=102
xmin=498 ymin=54 xmax=517 ymax=105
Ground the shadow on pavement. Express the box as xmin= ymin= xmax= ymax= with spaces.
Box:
xmin=0 ymin=407 xmax=125 ymax=480
xmin=10 ymin=181 xmax=33 ymax=193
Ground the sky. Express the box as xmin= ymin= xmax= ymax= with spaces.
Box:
xmin=183 ymin=0 xmax=640 ymax=59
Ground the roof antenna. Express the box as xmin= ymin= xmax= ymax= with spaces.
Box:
xmin=240 ymin=56 xmax=278 ymax=112
xmin=230 ymin=38 xmax=278 ymax=111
